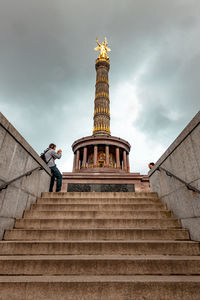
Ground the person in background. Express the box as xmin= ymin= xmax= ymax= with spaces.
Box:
xmin=45 ymin=143 xmax=62 ymax=192
xmin=148 ymin=162 xmax=155 ymax=169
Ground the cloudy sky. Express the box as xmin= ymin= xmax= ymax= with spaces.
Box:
xmin=0 ymin=0 xmax=199 ymax=174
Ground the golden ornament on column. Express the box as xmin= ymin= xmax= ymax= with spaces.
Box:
xmin=94 ymin=37 xmax=111 ymax=60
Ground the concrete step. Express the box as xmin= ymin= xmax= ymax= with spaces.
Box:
xmin=14 ymin=218 xmax=181 ymax=229
xmin=4 ymin=228 xmax=189 ymax=241
xmin=24 ymin=210 xmax=173 ymax=219
xmin=31 ymin=203 xmax=167 ymax=211
xmin=0 ymin=240 xmax=199 ymax=255
xmin=0 ymin=275 xmax=200 ymax=300
xmin=41 ymin=192 xmax=158 ymax=198
xmin=0 ymin=255 xmax=200 ymax=275
xmin=37 ymin=197 xmax=161 ymax=204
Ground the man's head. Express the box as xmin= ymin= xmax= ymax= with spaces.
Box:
xmin=49 ymin=143 xmax=56 ymax=150
xmin=148 ymin=162 xmax=155 ymax=169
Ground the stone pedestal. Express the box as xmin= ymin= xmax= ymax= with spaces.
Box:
xmin=62 ymin=171 xmax=149 ymax=193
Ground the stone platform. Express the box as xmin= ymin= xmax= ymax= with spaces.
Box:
xmin=61 ymin=171 xmax=149 ymax=192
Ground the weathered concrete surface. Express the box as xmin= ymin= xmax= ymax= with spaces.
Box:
xmin=0 ymin=112 xmax=51 ymax=239
xmin=61 ymin=172 xmax=150 ymax=193
xmin=149 ymin=111 xmax=200 ymax=241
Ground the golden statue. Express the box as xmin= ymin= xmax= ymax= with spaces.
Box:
xmin=94 ymin=37 xmax=111 ymax=60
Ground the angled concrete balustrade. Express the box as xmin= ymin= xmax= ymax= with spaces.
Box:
xmin=0 ymin=112 xmax=51 ymax=239
xmin=149 ymin=111 xmax=200 ymax=241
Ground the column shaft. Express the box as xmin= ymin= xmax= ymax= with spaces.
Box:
xmin=93 ymin=59 xmax=111 ymax=136
xmin=116 ymin=147 xmax=120 ymax=169
xmin=82 ymin=147 xmax=88 ymax=168
xmin=93 ymin=145 xmax=98 ymax=167
xmin=75 ymin=150 xmax=80 ymax=170
xmin=127 ymin=153 xmax=130 ymax=172
xmin=105 ymin=145 xmax=109 ymax=167
xmin=123 ymin=150 xmax=127 ymax=171
xmin=72 ymin=153 xmax=76 ymax=172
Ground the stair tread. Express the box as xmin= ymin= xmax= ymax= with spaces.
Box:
xmin=28 ymin=209 xmax=171 ymax=213
xmin=34 ymin=203 xmax=164 ymax=205
xmin=36 ymin=200 xmax=161 ymax=204
xmin=0 ymin=240 xmax=197 ymax=244
xmin=0 ymin=255 xmax=200 ymax=260
xmin=7 ymin=228 xmax=187 ymax=231
xmin=17 ymin=218 xmax=177 ymax=221
xmin=31 ymin=204 xmax=168 ymax=211
xmin=33 ymin=204 xmax=165 ymax=206
xmin=41 ymin=192 xmax=158 ymax=197
xmin=0 ymin=275 xmax=200 ymax=283
xmin=27 ymin=210 xmax=170 ymax=213
xmin=38 ymin=197 xmax=160 ymax=199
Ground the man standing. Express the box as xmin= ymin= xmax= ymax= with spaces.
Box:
xmin=45 ymin=143 xmax=62 ymax=192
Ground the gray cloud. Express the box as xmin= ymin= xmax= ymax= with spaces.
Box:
xmin=0 ymin=0 xmax=199 ymax=172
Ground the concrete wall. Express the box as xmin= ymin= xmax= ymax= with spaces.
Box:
xmin=149 ymin=111 xmax=200 ymax=241
xmin=0 ymin=112 xmax=51 ymax=239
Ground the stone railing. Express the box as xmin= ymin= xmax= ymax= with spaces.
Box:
xmin=149 ymin=111 xmax=200 ymax=241
xmin=0 ymin=112 xmax=51 ymax=239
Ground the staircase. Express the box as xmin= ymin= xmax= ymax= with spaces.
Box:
xmin=0 ymin=192 xmax=200 ymax=299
